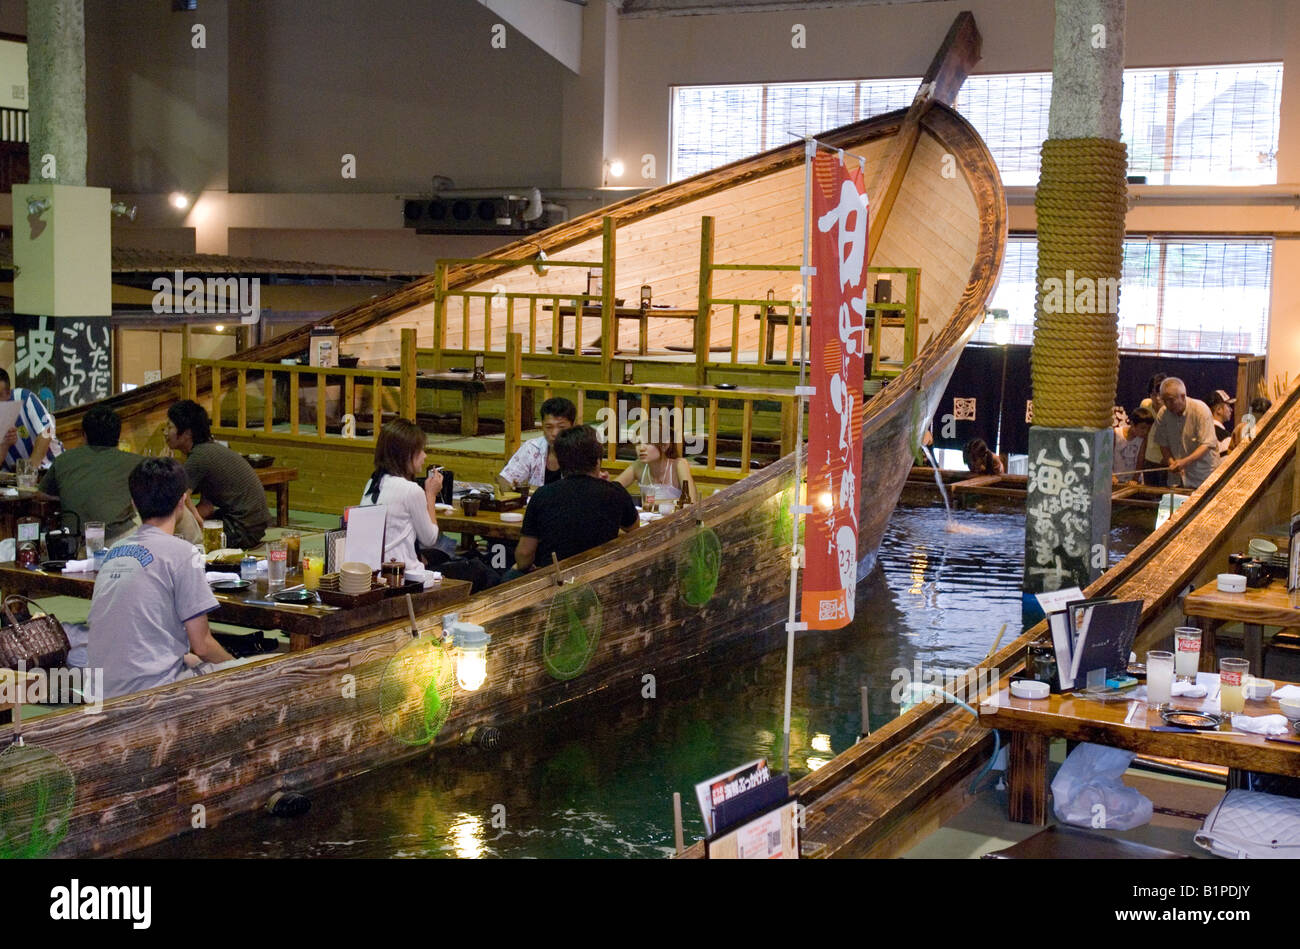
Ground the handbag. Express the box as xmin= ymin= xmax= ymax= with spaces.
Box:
xmin=1194 ymin=788 xmax=1300 ymax=859
xmin=0 ymin=594 xmax=71 ymax=670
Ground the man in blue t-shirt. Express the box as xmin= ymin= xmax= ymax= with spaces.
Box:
xmin=0 ymin=368 xmax=62 ymax=471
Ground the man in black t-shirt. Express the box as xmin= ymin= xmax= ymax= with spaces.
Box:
xmin=511 ymin=425 xmax=638 ymax=576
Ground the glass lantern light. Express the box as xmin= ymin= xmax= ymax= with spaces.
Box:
xmin=449 ymin=621 xmax=491 ymax=692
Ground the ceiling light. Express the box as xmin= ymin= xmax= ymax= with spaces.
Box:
xmin=169 ymin=192 xmax=190 ymax=210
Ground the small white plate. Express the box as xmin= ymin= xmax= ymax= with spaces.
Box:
xmin=500 ymin=511 xmax=523 ymax=523
xmin=435 ymin=502 xmax=453 ymax=512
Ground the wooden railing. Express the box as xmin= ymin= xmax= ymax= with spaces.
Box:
xmin=501 ymin=334 xmax=797 ymax=480
xmin=181 ymin=328 xmax=417 ymax=444
xmin=433 ymin=217 xmax=616 ymax=377
xmin=428 ymin=213 xmax=921 ymax=391
xmin=697 ymin=214 xmax=922 ymax=380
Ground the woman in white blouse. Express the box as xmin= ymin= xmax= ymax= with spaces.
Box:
xmin=359 ymin=418 xmax=443 ymax=571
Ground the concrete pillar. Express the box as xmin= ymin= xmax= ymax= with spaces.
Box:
xmin=1024 ymin=0 xmax=1126 ymax=618
xmin=27 ymin=0 xmax=87 ymax=186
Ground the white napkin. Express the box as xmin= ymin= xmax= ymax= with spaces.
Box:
xmin=1272 ymin=684 xmax=1300 ymax=701
xmin=62 ymin=558 xmax=96 ymax=573
xmin=1230 ymin=713 xmax=1291 ymax=736
xmin=0 ymin=488 xmax=16 ymax=499
xmin=435 ymin=502 xmax=453 ymax=512
xmin=206 ymin=572 xmax=241 ymax=584
xmin=1171 ymin=681 xmax=1208 ymax=698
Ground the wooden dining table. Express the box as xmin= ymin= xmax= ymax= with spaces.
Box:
xmin=359 ymin=366 xmax=540 ymax=435
xmin=1183 ymin=577 xmax=1298 ymax=677
xmin=437 ymin=502 xmax=524 ymax=551
xmin=255 ymin=466 xmax=299 ymax=527
xmin=0 ymin=564 xmax=472 ymax=652
xmin=978 ymin=678 xmax=1300 ymax=824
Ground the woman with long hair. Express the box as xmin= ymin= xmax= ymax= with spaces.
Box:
xmin=614 ymin=436 xmax=699 ymax=505
xmin=359 ymin=418 xmax=443 ymax=571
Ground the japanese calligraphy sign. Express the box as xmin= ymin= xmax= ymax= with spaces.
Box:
xmin=1024 ymin=426 xmax=1112 ymax=593
xmin=13 ymin=315 xmax=113 ymax=410
xmin=802 ymin=152 xmax=868 ymax=630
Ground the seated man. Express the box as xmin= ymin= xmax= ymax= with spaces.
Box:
xmin=497 ymin=397 xmax=576 ymax=495
xmin=510 ymin=425 xmax=638 ymax=577
xmin=39 ymin=404 xmax=141 ymax=544
xmin=88 ymin=457 xmax=233 ymax=699
xmin=165 ymin=399 xmax=271 ymax=548
xmin=0 ymin=368 xmax=62 ymax=471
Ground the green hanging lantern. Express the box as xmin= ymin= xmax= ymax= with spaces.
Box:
xmin=678 ymin=524 xmax=722 ymax=607
xmin=543 ymin=583 xmax=602 ymax=681
xmin=379 ymin=636 xmax=455 ymax=746
xmin=0 ymin=712 xmax=75 ymax=859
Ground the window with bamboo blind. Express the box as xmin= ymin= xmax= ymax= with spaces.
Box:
xmin=974 ymin=236 xmax=1273 ymax=355
xmin=671 ymin=63 xmax=1283 ymax=187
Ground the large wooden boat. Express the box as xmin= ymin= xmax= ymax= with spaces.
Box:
xmin=758 ymin=382 xmax=1300 ymax=859
xmin=7 ymin=17 xmax=1008 ymax=856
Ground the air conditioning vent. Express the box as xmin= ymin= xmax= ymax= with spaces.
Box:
xmin=402 ymin=195 xmax=559 ymax=235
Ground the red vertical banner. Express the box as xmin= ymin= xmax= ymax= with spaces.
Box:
xmin=802 ymin=152 xmax=868 ymax=630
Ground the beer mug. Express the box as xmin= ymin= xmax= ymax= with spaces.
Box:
xmin=202 ymin=520 xmax=225 ymax=554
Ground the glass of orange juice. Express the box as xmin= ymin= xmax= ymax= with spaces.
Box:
xmin=302 ymin=555 xmax=324 ymax=591
xmin=1219 ymin=657 xmax=1249 ymax=714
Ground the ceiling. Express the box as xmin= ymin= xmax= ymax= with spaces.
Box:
xmin=618 ymin=0 xmax=945 ymax=17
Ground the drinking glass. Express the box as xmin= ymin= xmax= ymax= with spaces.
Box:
xmin=1174 ymin=627 xmax=1202 ymax=681
xmin=1146 ymin=650 xmax=1174 ymax=709
xmin=642 ymin=483 xmax=657 ymax=513
xmin=282 ymin=530 xmax=301 ymax=571
xmin=84 ymin=521 xmax=106 ymax=556
xmin=301 ymin=555 xmax=324 ymax=591
xmin=267 ymin=540 xmax=287 ymax=590
xmin=202 ymin=520 xmax=225 ymax=554
xmin=1219 ymin=657 xmax=1249 ymax=714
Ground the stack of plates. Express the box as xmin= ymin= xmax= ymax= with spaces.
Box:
xmin=340 ymin=561 xmax=373 ymax=595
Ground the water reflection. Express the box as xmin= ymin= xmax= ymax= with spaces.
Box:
xmin=138 ymin=505 xmax=1147 ymax=859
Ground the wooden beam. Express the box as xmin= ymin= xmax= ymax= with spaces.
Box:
xmin=601 ymin=217 xmax=616 ymax=383
xmin=695 ymin=216 xmax=715 ymax=386
xmin=400 ymin=327 xmax=417 ymax=421
xmin=866 ymin=11 xmax=981 ymax=263
xmin=504 ymin=333 xmax=522 ymax=462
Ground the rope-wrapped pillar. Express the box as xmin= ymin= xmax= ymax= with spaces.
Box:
xmin=1024 ymin=0 xmax=1126 ymax=612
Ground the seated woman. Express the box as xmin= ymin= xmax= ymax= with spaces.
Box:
xmin=963 ymin=437 xmax=1004 ymax=476
xmin=614 ymin=437 xmax=699 ymax=505
xmin=359 ymin=418 xmax=443 ymax=573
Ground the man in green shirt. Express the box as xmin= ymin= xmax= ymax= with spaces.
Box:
xmin=39 ymin=404 xmax=141 ymax=544
xmin=165 ymin=400 xmax=271 ymax=549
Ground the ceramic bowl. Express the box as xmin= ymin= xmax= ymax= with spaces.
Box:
xmin=340 ymin=561 xmax=372 ymax=577
xmin=1279 ymin=698 xmax=1300 ymax=721
xmin=1245 ymin=677 xmax=1275 ymax=701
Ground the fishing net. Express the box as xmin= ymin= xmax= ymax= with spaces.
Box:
xmin=379 ymin=637 xmax=455 ymax=746
xmin=0 ymin=740 xmax=75 ymax=858
xmin=543 ymin=583 xmax=602 ymax=681
xmin=677 ymin=525 xmax=722 ymax=608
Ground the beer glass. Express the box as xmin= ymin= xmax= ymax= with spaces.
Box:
xmin=282 ymin=530 xmax=301 ymax=571
xmin=202 ymin=520 xmax=225 ymax=553
xmin=1220 ymin=658 xmax=1249 ymax=714
xmin=84 ymin=521 xmax=106 ymax=556
xmin=1174 ymin=627 xmax=1202 ymax=681
xmin=267 ymin=540 xmax=287 ymax=590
